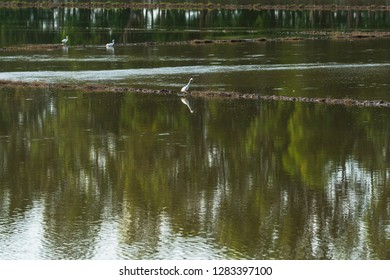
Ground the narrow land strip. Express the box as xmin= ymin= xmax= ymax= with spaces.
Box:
xmin=1 ymin=79 xmax=389 ymax=108
xmin=2 ymin=29 xmax=390 ymax=52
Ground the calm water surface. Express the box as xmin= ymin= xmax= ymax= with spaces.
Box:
xmin=1 ymin=89 xmax=390 ymax=259
xmin=1 ymin=5 xmax=390 ymax=260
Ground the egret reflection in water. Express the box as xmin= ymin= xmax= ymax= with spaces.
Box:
xmin=106 ymin=46 xmax=115 ymax=55
xmin=62 ymin=46 xmax=68 ymax=55
xmin=180 ymin=97 xmax=194 ymax=113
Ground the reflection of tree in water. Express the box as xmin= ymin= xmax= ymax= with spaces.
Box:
xmin=1 ymin=90 xmax=390 ymax=259
xmin=2 ymin=7 xmax=390 ymax=45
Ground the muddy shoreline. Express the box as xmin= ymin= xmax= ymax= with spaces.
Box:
xmin=1 ymin=79 xmax=389 ymax=108
xmin=2 ymin=29 xmax=390 ymax=52
xmin=1 ymin=1 xmax=390 ymax=12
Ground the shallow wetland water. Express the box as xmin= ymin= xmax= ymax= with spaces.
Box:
xmin=1 ymin=2 xmax=390 ymax=259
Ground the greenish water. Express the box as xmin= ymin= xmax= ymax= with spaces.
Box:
xmin=1 ymin=5 xmax=390 ymax=259
xmin=1 ymin=89 xmax=390 ymax=259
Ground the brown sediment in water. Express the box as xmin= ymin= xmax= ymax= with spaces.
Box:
xmin=0 ymin=44 xmax=65 ymax=52
xmin=1 ymin=79 xmax=389 ymax=108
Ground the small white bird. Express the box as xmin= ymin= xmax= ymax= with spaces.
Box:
xmin=61 ymin=36 xmax=68 ymax=45
xmin=106 ymin=39 xmax=115 ymax=48
xmin=181 ymin=78 xmax=193 ymax=93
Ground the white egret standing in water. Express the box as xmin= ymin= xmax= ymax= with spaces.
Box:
xmin=181 ymin=78 xmax=193 ymax=94
xmin=106 ymin=39 xmax=115 ymax=48
xmin=61 ymin=36 xmax=68 ymax=45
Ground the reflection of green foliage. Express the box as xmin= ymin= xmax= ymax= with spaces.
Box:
xmin=282 ymin=103 xmax=390 ymax=188
xmin=283 ymin=104 xmax=335 ymax=187
xmin=1 ymin=88 xmax=390 ymax=259
xmin=2 ymin=7 xmax=390 ymax=45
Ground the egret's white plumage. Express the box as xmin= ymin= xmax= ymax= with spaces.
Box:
xmin=106 ymin=39 xmax=115 ymax=48
xmin=61 ymin=36 xmax=68 ymax=45
xmin=181 ymin=78 xmax=193 ymax=93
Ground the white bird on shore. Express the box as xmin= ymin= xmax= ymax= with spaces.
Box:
xmin=106 ymin=39 xmax=115 ymax=48
xmin=181 ymin=78 xmax=193 ymax=94
xmin=61 ymin=36 xmax=68 ymax=45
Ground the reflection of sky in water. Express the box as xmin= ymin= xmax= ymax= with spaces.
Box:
xmin=0 ymin=158 xmax=385 ymax=259
xmin=0 ymin=198 xmax=44 ymax=259
xmin=326 ymin=159 xmax=378 ymax=259
xmin=1 ymin=62 xmax=390 ymax=100
xmin=0 ymin=202 xmax=241 ymax=259
xmin=1 ymin=63 xmax=390 ymax=83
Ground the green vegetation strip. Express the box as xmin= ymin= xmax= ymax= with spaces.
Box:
xmin=1 ymin=1 xmax=390 ymax=11
xmin=1 ymin=79 xmax=389 ymax=108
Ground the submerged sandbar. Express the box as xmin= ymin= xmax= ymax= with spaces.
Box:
xmin=1 ymin=79 xmax=389 ymax=108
